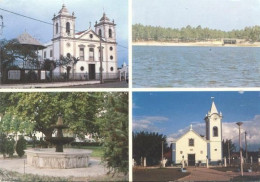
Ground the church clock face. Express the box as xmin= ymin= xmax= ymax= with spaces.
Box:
xmin=66 ymin=42 xmax=71 ymax=47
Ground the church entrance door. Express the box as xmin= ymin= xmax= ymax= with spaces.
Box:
xmin=88 ymin=64 xmax=96 ymax=80
xmin=188 ymin=154 xmax=195 ymax=166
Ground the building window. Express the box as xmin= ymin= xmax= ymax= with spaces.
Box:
xmin=80 ymin=66 xmax=84 ymax=71
xmin=110 ymin=67 xmax=114 ymax=71
xmin=98 ymin=29 xmax=102 ymax=37
xmin=56 ymin=23 xmax=58 ymax=34
xmin=89 ymin=48 xmax=94 ymax=58
xmin=213 ymin=127 xmax=218 ymax=137
xmin=80 ymin=48 xmax=84 ymax=61
xmin=109 ymin=28 xmax=112 ymax=38
xmin=180 ymin=151 xmax=183 ymax=154
xmin=50 ymin=50 xmax=53 ymax=57
xmin=110 ymin=55 xmax=113 ymax=60
xmin=189 ymin=138 xmax=194 ymax=146
xmin=215 ymin=149 xmax=217 ymax=151
xmin=110 ymin=46 xmax=113 ymax=51
xmin=89 ymin=34 xmax=93 ymax=38
xmin=66 ymin=22 xmax=70 ymax=34
xmin=44 ymin=51 xmax=46 ymax=59
xmin=67 ymin=53 xmax=71 ymax=58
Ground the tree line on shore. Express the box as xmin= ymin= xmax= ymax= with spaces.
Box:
xmin=132 ymin=24 xmax=260 ymax=42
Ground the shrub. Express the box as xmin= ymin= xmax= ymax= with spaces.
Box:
xmin=0 ymin=134 xmax=8 ymax=158
xmin=6 ymin=137 xmax=15 ymax=157
xmin=16 ymin=136 xmax=27 ymax=157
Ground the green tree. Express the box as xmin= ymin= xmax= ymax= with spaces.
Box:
xmin=16 ymin=136 xmax=27 ymax=157
xmin=133 ymin=131 xmax=168 ymax=166
xmin=97 ymin=92 xmax=128 ymax=175
xmin=0 ymin=93 xmax=102 ymax=140
xmin=222 ymin=139 xmax=236 ymax=159
xmin=58 ymin=55 xmax=79 ymax=80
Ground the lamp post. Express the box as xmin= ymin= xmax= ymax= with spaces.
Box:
xmin=161 ymin=141 xmax=164 ymax=162
xmin=236 ymin=122 xmax=243 ymax=176
xmin=99 ymin=35 xmax=103 ymax=84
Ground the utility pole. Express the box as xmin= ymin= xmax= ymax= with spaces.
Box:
xmin=161 ymin=141 xmax=164 ymax=162
xmin=228 ymin=140 xmax=231 ymax=165
xmin=245 ymin=131 xmax=248 ymax=163
xmin=99 ymin=35 xmax=103 ymax=84
xmin=0 ymin=15 xmax=3 ymax=84
xmin=236 ymin=122 xmax=243 ymax=176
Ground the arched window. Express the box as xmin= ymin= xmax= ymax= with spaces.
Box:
xmin=189 ymin=138 xmax=194 ymax=146
xmin=67 ymin=53 xmax=71 ymax=58
xmin=213 ymin=127 xmax=218 ymax=137
xmin=98 ymin=29 xmax=102 ymax=37
xmin=109 ymin=28 xmax=112 ymax=38
xmin=56 ymin=23 xmax=59 ymax=34
xmin=66 ymin=22 xmax=70 ymax=34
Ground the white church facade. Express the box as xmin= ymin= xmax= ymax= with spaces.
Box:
xmin=171 ymin=101 xmax=223 ymax=166
xmin=41 ymin=4 xmax=118 ymax=80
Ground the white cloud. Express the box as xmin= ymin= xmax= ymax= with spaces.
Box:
xmin=133 ymin=116 xmax=169 ymax=133
xmin=132 ymin=102 xmax=140 ymax=109
xmin=167 ymin=115 xmax=260 ymax=150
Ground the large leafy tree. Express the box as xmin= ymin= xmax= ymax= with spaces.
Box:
xmin=133 ymin=131 xmax=168 ymax=166
xmin=0 ymin=92 xmax=102 ymax=139
xmin=58 ymin=55 xmax=79 ymax=79
xmin=222 ymin=139 xmax=236 ymax=159
xmin=97 ymin=92 xmax=128 ymax=175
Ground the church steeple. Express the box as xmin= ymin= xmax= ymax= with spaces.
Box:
xmin=204 ymin=98 xmax=223 ymax=162
xmin=210 ymin=101 xmax=218 ymax=115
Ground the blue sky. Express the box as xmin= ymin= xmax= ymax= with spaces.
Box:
xmin=133 ymin=92 xmax=260 ymax=151
xmin=133 ymin=0 xmax=260 ymax=31
xmin=0 ymin=0 xmax=128 ymax=66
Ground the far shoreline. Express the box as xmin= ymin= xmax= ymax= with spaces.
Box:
xmin=132 ymin=41 xmax=260 ymax=47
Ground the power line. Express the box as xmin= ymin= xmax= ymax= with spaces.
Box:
xmin=0 ymin=7 xmax=128 ymax=48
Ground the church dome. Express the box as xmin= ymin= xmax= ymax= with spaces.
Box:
xmin=99 ymin=13 xmax=111 ymax=22
xmin=58 ymin=4 xmax=70 ymax=15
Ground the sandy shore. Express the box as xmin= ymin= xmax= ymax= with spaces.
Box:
xmin=132 ymin=41 xmax=260 ymax=47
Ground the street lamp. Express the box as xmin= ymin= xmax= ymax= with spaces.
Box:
xmin=236 ymin=122 xmax=243 ymax=176
xmin=99 ymin=35 xmax=103 ymax=84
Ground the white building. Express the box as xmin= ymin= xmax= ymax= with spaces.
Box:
xmin=41 ymin=4 xmax=118 ymax=80
xmin=171 ymin=101 xmax=223 ymax=166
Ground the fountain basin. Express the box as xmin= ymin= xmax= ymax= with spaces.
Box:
xmin=25 ymin=148 xmax=92 ymax=169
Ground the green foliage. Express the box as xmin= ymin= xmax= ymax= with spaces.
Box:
xmin=0 ymin=39 xmax=39 ymax=70
xmin=133 ymin=24 xmax=260 ymax=42
xmin=133 ymin=131 xmax=168 ymax=166
xmin=16 ymin=136 xmax=27 ymax=157
xmin=0 ymin=134 xmax=8 ymax=157
xmin=222 ymin=139 xmax=236 ymax=158
xmin=0 ymin=92 xmax=102 ymax=139
xmin=97 ymin=93 xmax=128 ymax=175
xmin=0 ymin=134 xmax=15 ymax=158
xmin=6 ymin=136 xmax=15 ymax=157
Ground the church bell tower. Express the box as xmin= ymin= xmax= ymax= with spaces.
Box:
xmin=204 ymin=98 xmax=223 ymax=163
xmin=94 ymin=13 xmax=116 ymax=43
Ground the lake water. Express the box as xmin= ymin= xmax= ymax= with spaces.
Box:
xmin=133 ymin=46 xmax=260 ymax=87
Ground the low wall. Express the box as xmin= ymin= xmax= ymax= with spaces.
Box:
xmin=25 ymin=148 xmax=92 ymax=169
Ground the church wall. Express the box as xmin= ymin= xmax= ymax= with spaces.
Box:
xmin=175 ymin=131 xmax=208 ymax=164
xmin=209 ymin=141 xmax=222 ymax=163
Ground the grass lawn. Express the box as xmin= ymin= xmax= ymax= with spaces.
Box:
xmin=133 ymin=167 xmax=190 ymax=181
xmin=0 ymin=168 xmax=70 ymax=182
xmin=69 ymin=146 xmax=104 ymax=158
xmin=231 ymin=175 xmax=260 ymax=181
xmin=212 ymin=163 xmax=260 ymax=172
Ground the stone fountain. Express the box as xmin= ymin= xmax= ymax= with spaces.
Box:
xmin=25 ymin=114 xmax=92 ymax=169
xmin=45 ymin=114 xmax=74 ymax=152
